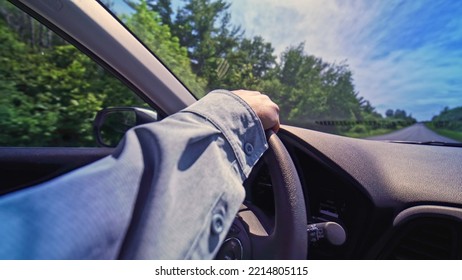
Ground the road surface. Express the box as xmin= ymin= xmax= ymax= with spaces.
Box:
xmin=367 ymin=123 xmax=460 ymax=143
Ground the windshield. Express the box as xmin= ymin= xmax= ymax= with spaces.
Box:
xmin=103 ymin=0 xmax=462 ymax=144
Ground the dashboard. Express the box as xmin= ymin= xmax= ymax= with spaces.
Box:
xmin=245 ymin=126 xmax=462 ymax=259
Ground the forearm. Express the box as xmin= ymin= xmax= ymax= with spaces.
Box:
xmin=0 ymin=89 xmax=268 ymax=260
xmin=120 ymin=89 xmax=268 ymax=259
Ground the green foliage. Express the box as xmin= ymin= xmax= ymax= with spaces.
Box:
xmin=239 ymin=36 xmax=276 ymax=79
xmin=207 ymin=36 xmax=276 ymax=90
xmin=147 ymin=0 xmax=174 ymax=27
xmin=382 ymin=108 xmax=417 ymax=128
xmin=425 ymin=123 xmax=462 ymax=142
xmin=167 ymin=0 xmax=242 ymax=90
xmin=343 ymin=128 xmax=397 ymax=139
xmin=0 ymin=42 xmax=106 ymax=146
xmin=124 ymin=0 xmax=206 ymax=96
xmin=431 ymin=106 xmax=462 ymax=131
xmin=0 ymin=3 xmax=148 ymax=146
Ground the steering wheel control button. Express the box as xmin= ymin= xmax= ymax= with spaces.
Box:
xmin=215 ymin=238 xmax=243 ymax=260
xmin=244 ymin=142 xmax=254 ymax=155
xmin=211 ymin=213 xmax=225 ymax=235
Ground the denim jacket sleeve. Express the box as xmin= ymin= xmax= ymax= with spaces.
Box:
xmin=0 ymin=90 xmax=268 ymax=259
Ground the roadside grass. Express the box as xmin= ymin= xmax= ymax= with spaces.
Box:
xmin=425 ymin=123 xmax=462 ymax=142
xmin=342 ymin=128 xmax=396 ymax=139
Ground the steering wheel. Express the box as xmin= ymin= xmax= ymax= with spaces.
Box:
xmin=216 ymin=131 xmax=308 ymax=259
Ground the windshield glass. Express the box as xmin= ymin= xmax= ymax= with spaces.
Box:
xmin=103 ymin=0 xmax=462 ymax=144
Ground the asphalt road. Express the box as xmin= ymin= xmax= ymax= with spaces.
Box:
xmin=367 ymin=123 xmax=460 ymax=143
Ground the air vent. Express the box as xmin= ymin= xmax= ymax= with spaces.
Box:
xmin=381 ymin=218 xmax=461 ymax=259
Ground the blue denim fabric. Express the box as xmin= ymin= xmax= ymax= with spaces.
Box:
xmin=0 ymin=90 xmax=267 ymax=259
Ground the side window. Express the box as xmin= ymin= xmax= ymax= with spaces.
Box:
xmin=0 ymin=1 xmax=153 ymax=147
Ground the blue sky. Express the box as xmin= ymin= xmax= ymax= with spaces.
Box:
xmin=111 ymin=0 xmax=462 ymax=121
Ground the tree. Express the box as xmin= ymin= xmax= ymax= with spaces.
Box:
xmin=393 ymin=109 xmax=406 ymax=119
xmin=172 ymin=0 xmax=241 ymax=89
xmin=124 ymin=0 xmax=206 ymax=96
xmin=147 ymin=0 xmax=173 ymax=27
xmin=149 ymin=1 xmax=276 ymax=93
xmin=431 ymin=106 xmax=462 ymax=130
xmin=0 ymin=0 xmax=64 ymax=49
xmin=385 ymin=109 xmax=394 ymax=118
xmin=271 ymin=44 xmax=360 ymax=123
xmin=239 ymin=36 xmax=276 ymax=79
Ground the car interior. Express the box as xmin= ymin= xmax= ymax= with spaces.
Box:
xmin=1 ymin=0 xmax=461 ymax=259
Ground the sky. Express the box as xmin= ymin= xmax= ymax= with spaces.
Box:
xmin=112 ymin=0 xmax=462 ymax=121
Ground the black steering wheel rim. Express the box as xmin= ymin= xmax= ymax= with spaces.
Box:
xmin=259 ymin=130 xmax=308 ymax=259
xmin=217 ymin=131 xmax=307 ymax=259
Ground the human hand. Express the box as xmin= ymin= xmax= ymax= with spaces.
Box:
xmin=232 ymin=90 xmax=280 ymax=132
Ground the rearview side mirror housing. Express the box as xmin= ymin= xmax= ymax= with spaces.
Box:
xmin=93 ymin=107 xmax=158 ymax=147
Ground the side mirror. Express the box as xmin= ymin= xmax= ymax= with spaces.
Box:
xmin=93 ymin=107 xmax=158 ymax=147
